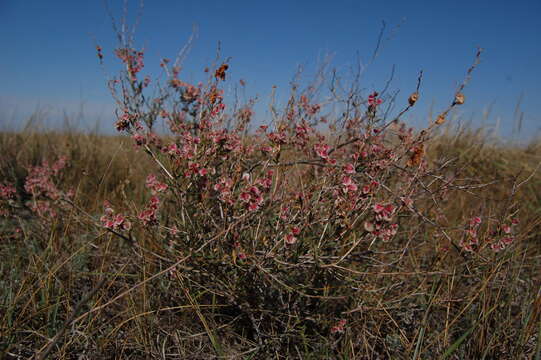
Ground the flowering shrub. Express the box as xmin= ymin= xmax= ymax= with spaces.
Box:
xmin=1 ymin=31 xmax=538 ymax=360
xmin=75 ymin=35 xmax=534 ymax=356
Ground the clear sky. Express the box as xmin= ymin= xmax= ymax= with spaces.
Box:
xmin=1 ymin=0 xmax=540 ymax=137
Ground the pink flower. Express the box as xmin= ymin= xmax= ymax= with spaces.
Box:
xmin=501 ymin=236 xmax=514 ymax=245
xmin=490 ymin=242 xmax=502 ymax=252
xmin=0 ymin=183 xmax=16 ymax=199
xmin=249 ymin=186 xmax=261 ymax=196
xmin=150 ymin=196 xmax=160 ymax=207
xmin=342 ymin=176 xmax=358 ymax=193
xmin=330 ymin=319 xmax=347 ymax=334
xmin=291 ymin=226 xmax=301 ymax=235
xmin=133 ymin=133 xmax=146 ymax=146
xmin=344 ymin=163 xmax=355 ymax=174
xmin=258 ymin=177 xmax=273 ymax=189
xmin=284 ymin=234 xmax=297 ymax=245
xmin=248 ymin=202 xmax=260 ymax=212
xmin=314 ymin=143 xmax=331 ymax=160
xmin=239 ymin=192 xmax=251 ymax=202
xmin=367 ymin=92 xmax=383 ymax=107
xmin=146 ymin=174 xmax=168 ymax=194
xmin=113 ymin=214 xmax=125 ymax=228
xmin=470 ymin=217 xmax=482 ymax=227
xmin=502 ymin=224 xmax=511 ymax=234
xmin=373 ymin=203 xmax=385 ymax=213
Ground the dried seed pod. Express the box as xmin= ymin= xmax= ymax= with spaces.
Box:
xmin=435 ymin=114 xmax=446 ymax=125
xmin=407 ymin=144 xmax=425 ymax=167
xmin=215 ymin=63 xmax=229 ymax=81
xmin=408 ymin=92 xmax=419 ymax=106
xmin=454 ymin=93 xmax=465 ymax=105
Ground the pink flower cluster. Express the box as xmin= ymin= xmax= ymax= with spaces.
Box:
xmin=330 ymin=319 xmax=347 ymax=334
xmin=373 ymin=203 xmax=396 ymax=222
xmin=460 ymin=217 xmax=519 ymax=253
xmin=214 ymin=177 xmax=234 ymax=204
xmin=138 ymin=196 xmax=160 ymax=226
xmin=0 ymin=183 xmax=16 ymax=200
xmin=239 ymin=185 xmax=264 ymax=212
xmin=299 ymin=95 xmax=321 ymax=116
xmin=489 ymin=219 xmax=518 ymax=252
xmin=364 ymin=203 xmax=399 ymax=241
xmin=100 ymin=201 xmax=131 ymax=231
xmin=284 ymin=226 xmax=301 ymax=245
xmin=341 ymin=176 xmax=358 ymax=194
xmin=367 ymin=91 xmax=383 ymax=108
xmin=239 ymin=171 xmax=273 ymax=212
xmin=314 ymin=143 xmax=331 ymax=161
xmin=115 ymin=47 xmax=145 ymax=79
xmin=24 ymin=157 xmax=72 ymax=218
xmin=115 ymin=110 xmax=138 ymax=132
xmin=145 ymin=174 xmax=168 ymax=194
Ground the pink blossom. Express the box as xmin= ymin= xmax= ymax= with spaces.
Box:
xmin=146 ymin=174 xmax=168 ymax=194
xmin=239 ymin=192 xmax=251 ymax=202
xmin=284 ymin=234 xmax=297 ymax=245
xmin=330 ymin=319 xmax=347 ymax=334
xmin=249 ymin=186 xmax=261 ymax=196
xmin=314 ymin=143 xmax=331 ymax=160
xmin=367 ymin=92 xmax=383 ymax=107
xmin=0 ymin=183 xmax=16 ymax=199
xmin=341 ymin=176 xmax=358 ymax=193
xmin=133 ymin=133 xmax=146 ymax=146
xmin=470 ymin=217 xmax=482 ymax=227
xmin=344 ymin=163 xmax=355 ymax=174
xmin=248 ymin=202 xmax=260 ymax=212
xmin=258 ymin=177 xmax=273 ymax=189
xmin=490 ymin=242 xmax=502 ymax=252
xmin=501 ymin=236 xmax=514 ymax=245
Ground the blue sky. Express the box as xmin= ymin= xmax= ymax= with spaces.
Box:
xmin=0 ymin=0 xmax=540 ymax=137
